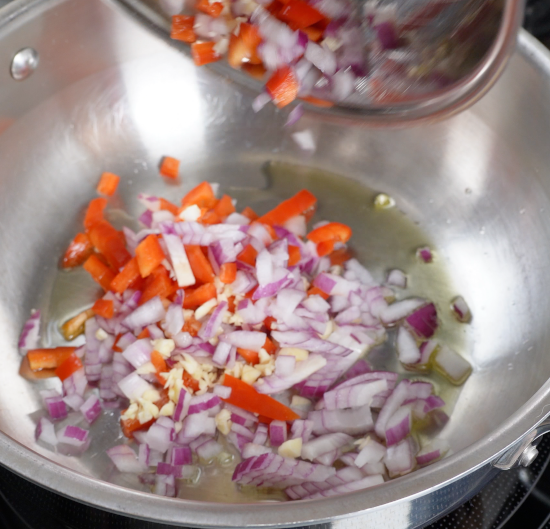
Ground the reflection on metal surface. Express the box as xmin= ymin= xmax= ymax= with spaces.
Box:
xmin=1 ymin=0 xmax=550 ymax=526
xmin=10 ymin=47 xmax=38 ymax=81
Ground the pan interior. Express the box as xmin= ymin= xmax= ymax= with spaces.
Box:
xmin=1 ymin=0 xmax=550 ymax=509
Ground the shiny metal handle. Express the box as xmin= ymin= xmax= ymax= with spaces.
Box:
xmin=493 ymin=416 xmax=550 ymax=470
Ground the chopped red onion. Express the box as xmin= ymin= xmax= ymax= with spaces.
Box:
xmin=63 ymin=368 xmax=88 ymax=396
xmin=434 ymin=345 xmax=472 ymax=384
xmin=196 ymin=438 xmax=223 ymax=461
xmin=212 ymin=341 xmax=234 ymax=367
xmin=179 ymin=412 xmax=216 ymax=442
xmin=255 ymin=353 xmax=327 ymax=394
xmin=162 ymin=303 xmax=185 ymax=337
xmin=43 ymin=393 xmax=68 ymax=420
xmin=236 ymin=298 xmax=266 ymax=325
xmin=355 ymin=437 xmax=386 ymax=468
xmin=188 ymin=394 xmax=221 ymax=415
xmin=417 ymin=340 xmax=438 ymax=367
xmin=334 ymin=370 xmax=398 ymax=391
xmin=243 ymin=443 xmax=273 ymax=459
xmin=168 ymin=445 xmax=192 ymax=466
xmin=232 ymin=453 xmax=336 ymax=488
xmin=230 ymin=270 xmax=257 ymax=295
xmin=231 ymin=422 xmax=255 ymax=441
xmin=275 ymin=354 xmax=296 ymax=377
xmin=78 ymin=393 xmax=101 ymax=424
xmin=384 ymin=437 xmax=415 ymax=477
xmin=302 ymin=432 xmax=353 ymax=461
xmin=308 ymin=404 xmax=373 ymax=436
xmin=405 ymin=303 xmax=438 ymax=339
xmin=155 ymin=474 xmax=176 ymax=497
xmin=386 ymin=269 xmax=407 ymax=288
xmin=107 ymin=445 xmax=147 ymax=473
xmin=269 ymin=420 xmax=288 ymax=447
xmin=63 ymin=393 xmax=84 ymax=412
xmin=57 ymin=425 xmax=89 ymax=449
xmin=121 ymin=338 xmax=154 ymax=369
xmin=397 ymin=326 xmax=421 ymax=364
xmin=117 ymin=372 xmax=155 ymax=401
xmin=375 ymin=380 xmax=413 ymax=439
xmin=18 ymin=309 xmax=41 ymax=353
xmin=198 ymin=301 xmax=227 ymax=340
xmin=145 ymin=419 xmax=175 ymax=454
xmin=413 ymin=394 xmax=445 ymax=420
xmin=252 ymin=422 xmax=268 ymax=445
xmin=323 ymin=378 xmax=388 ymax=410
xmin=385 ymin=405 xmax=412 ymax=446
xmin=451 ymin=296 xmax=471 ymax=323
xmin=416 ymin=246 xmax=433 ymax=263
xmin=290 ymin=419 xmax=313 ymax=444
xmin=35 ymin=417 xmax=58 ymax=446
xmin=285 ymin=104 xmax=304 ymax=127
xmin=221 ymin=330 xmax=266 ymax=352
xmin=121 ymin=296 xmax=166 ymax=331
xmin=252 ymin=92 xmax=271 ymax=112
xmin=416 ymin=439 xmax=450 ymax=466
xmin=380 ymin=298 xmax=425 ymax=325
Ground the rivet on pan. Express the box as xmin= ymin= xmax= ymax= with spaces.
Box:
xmin=519 ymin=444 xmax=539 ymax=467
xmin=10 ymin=48 xmax=39 ymax=81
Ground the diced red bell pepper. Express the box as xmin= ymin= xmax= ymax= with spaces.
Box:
xmin=182 ymin=283 xmax=217 ymax=309
xmin=241 ymin=206 xmax=259 ymax=221
xmin=83 ymin=197 xmax=107 ymax=231
xmin=237 ymin=348 xmax=260 ymax=365
xmin=237 ymin=244 xmax=258 ymax=266
xmin=27 ymin=347 xmax=77 ymax=371
xmin=185 ymin=245 xmax=215 ymax=284
xmin=265 ymin=66 xmax=299 ymax=108
xmin=219 ymin=262 xmax=237 ymax=284
xmin=62 ymin=232 xmax=93 ymax=268
xmin=92 ymin=298 xmax=114 ymax=318
xmin=258 ymin=189 xmax=317 ymax=226
xmin=140 ymin=265 xmax=177 ymax=305
xmin=222 ymin=375 xmax=299 ymax=421
xmin=196 ymin=0 xmax=224 ymax=17
xmin=316 ymin=239 xmax=335 ymax=256
xmin=83 ymin=254 xmax=116 ymax=291
xmin=181 ymin=181 xmax=217 ymax=209
xmin=279 ymin=0 xmax=325 ymax=29
xmin=288 ymin=244 xmax=301 ymax=266
xmin=213 ymin=194 xmax=236 ymax=219
xmin=159 ymin=156 xmax=180 ymax=179
xmin=55 ymin=353 xmax=83 ymax=381
xmin=171 ymin=15 xmax=196 ymax=43
xmin=110 ymin=257 xmax=143 ymax=294
xmin=135 ymin=234 xmax=166 ymax=278
xmin=88 ymin=220 xmax=131 ymax=271
xmin=307 ymin=221 xmax=352 ymax=244
xmin=191 ymin=42 xmax=222 ymax=66
xmin=96 ymin=172 xmax=120 ymax=196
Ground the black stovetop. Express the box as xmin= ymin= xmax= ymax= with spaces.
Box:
xmin=2 ymin=0 xmax=550 ymax=527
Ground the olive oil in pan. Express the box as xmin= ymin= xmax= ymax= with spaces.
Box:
xmin=43 ymin=161 xmax=470 ymax=501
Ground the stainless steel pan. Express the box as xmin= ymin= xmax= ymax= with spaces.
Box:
xmin=2 ymin=0 xmax=550 ymax=527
